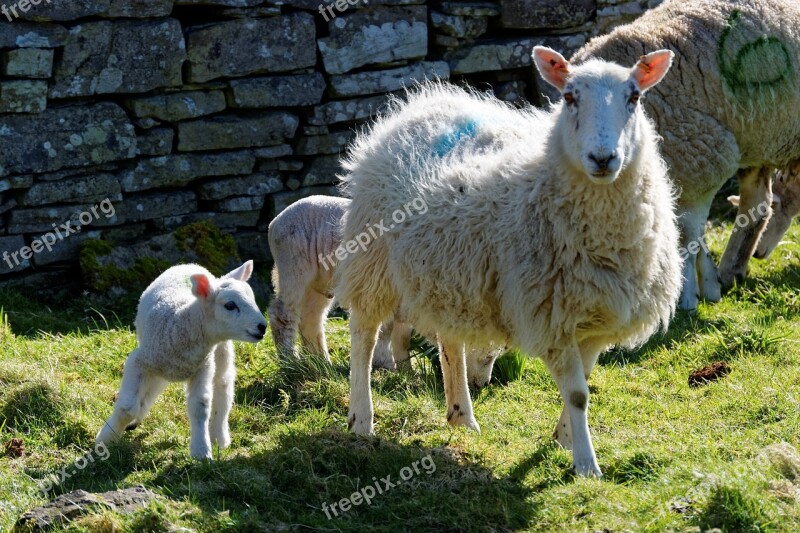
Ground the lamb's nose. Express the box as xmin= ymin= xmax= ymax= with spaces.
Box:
xmin=589 ymin=152 xmax=617 ymax=170
xmin=258 ymin=323 xmax=267 ymax=334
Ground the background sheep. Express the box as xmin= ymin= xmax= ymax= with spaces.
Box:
xmin=267 ymin=195 xmax=503 ymax=380
xmin=96 ymin=261 xmax=266 ymax=459
xmin=335 ymin=47 xmax=682 ymax=477
xmin=572 ymin=0 xmax=800 ymax=309
xmin=729 ymin=163 xmax=800 ymax=260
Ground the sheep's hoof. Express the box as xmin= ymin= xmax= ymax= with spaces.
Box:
xmin=446 ymin=405 xmax=480 ymax=433
xmin=125 ymin=422 xmax=139 ymax=431
xmin=553 ymin=424 xmax=573 ymax=451
xmin=347 ymin=412 xmax=374 ymax=435
xmin=572 ymin=457 xmax=602 ymax=478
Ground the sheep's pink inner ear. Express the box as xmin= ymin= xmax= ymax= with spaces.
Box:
xmin=631 ymin=50 xmax=674 ymax=92
xmin=532 ymin=46 xmax=570 ymax=91
xmin=191 ymin=274 xmax=211 ymax=299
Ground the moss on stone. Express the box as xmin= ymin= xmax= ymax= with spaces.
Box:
xmin=174 ymin=219 xmax=240 ymax=277
xmin=79 ymin=239 xmax=171 ymax=294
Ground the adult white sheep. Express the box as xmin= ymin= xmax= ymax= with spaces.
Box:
xmin=572 ymin=0 xmax=800 ymax=309
xmin=268 ymin=194 xmax=503 ymax=382
xmin=96 ymin=261 xmax=267 ymax=459
xmin=335 ymin=47 xmax=682 ymax=477
xmin=729 ymin=163 xmax=800 ymax=259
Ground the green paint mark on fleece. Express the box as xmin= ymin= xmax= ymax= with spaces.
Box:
xmin=717 ymin=9 xmax=793 ymax=93
xmin=433 ymin=119 xmax=479 ymax=158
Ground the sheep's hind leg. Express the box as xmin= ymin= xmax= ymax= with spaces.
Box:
xmin=96 ymin=352 xmax=167 ymax=446
xmin=347 ymin=312 xmax=381 ymax=435
xmin=186 ymin=361 xmax=215 ymax=459
xmin=209 ymin=341 xmax=235 ymax=449
xmin=268 ymin=297 xmax=301 ymax=360
xmin=678 ymin=199 xmax=715 ymax=310
xmin=544 ymin=343 xmax=601 ymax=478
xmin=439 ymin=339 xmax=480 ymax=432
xmin=718 ymin=167 xmax=772 ymax=290
xmin=299 ymin=289 xmax=333 ymax=361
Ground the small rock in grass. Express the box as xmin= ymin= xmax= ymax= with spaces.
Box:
xmin=759 ymin=442 xmax=800 ymax=482
xmin=688 ymin=361 xmax=730 ymax=387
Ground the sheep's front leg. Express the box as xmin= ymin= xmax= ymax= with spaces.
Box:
xmin=186 ymin=361 xmax=215 ymax=459
xmin=544 ymin=343 xmax=601 ymax=478
xmin=209 ymin=341 xmax=235 ymax=449
xmin=347 ymin=313 xmax=380 ymax=435
xmin=439 ymin=339 xmax=480 ymax=432
xmin=553 ymin=340 xmax=604 ymax=451
xmin=719 ymin=167 xmax=772 ymax=290
xmin=97 ymin=352 xmax=167 ymax=447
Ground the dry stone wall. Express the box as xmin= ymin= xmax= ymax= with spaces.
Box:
xmin=0 ymin=0 xmax=663 ymax=293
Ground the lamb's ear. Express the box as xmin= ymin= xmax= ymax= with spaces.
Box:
xmin=727 ymin=195 xmax=740 ymax=207
xmin=191 ymin=273 xmax=213 ymax=300
xmin=223 ymin=260 xmax=253 ymax=282
xmin=533 ymin=46 xmax=570 ymax=91
xmin=631 ymin=50 xmax=674 ymax=92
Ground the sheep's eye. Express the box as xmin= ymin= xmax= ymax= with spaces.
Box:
xmin=224 ymin=301 xmax=238 ymax=311
xmin=563 ymin=92 xmax=576 ymax=106
xmin=628 ymin=91 xmax=640 ymax=105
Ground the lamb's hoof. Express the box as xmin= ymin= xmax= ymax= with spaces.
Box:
xmin=125 ymin=422 xmax=139 ymax=431
xmin=190 ymin=446 xmax=213 ymax=460
xmin=347 ymin=412 xmax=374 ymax=436
xmin=211 ymin=432 xmax=231 ymax=449
xmin=446 ymin=405 xmax=480 ymax=433
xmin=573 ymin=457 xmax=602 ymax=478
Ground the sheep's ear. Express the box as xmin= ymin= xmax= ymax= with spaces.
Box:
xmin=727 ymin=195 xmax=740 ymax=207
xmin=191 ymin=273 xmax=213 ymax=300
xmin=223 ymin=260 xmax=253 ymax=282
xmin=533 ymin=46 xmax=570 ymax=91
xmin=631 ymin=50 xmax=674 ymax=92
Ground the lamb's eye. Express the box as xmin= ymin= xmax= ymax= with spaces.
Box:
xmin=628 ymin=91 xmax=640 ymax=105
xmin=563 ymin=92 xmax=576 ymax=106
xmin=224 ymin=301 xmax=238 ymax=311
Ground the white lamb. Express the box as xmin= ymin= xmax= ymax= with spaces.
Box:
xmin=96 ymin=261 xmax=267 ymax=459
xmin=572 ymin=0 xmax=800 ymax=309
xmin=268 ymin=194 xmax=503 ymax=384
xmin=335 ymin=47 xmax=683 ymax=477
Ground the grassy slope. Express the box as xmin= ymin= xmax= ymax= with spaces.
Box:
xmin=0 ymin=217 xmax=799 ymax=532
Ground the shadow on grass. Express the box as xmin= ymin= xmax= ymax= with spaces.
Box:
xmin=0 ymin=287 xmax=136 ymax=338
xmin=37 ymin=430 xmax=539 ymax=532
xmin=598 ymin=311 xmax=730 ymax=367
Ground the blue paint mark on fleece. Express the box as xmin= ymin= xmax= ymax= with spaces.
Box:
xmin=432 ymin=119 xmax=479 ymax=158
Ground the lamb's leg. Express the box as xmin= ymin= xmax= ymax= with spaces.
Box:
xmin=268 ymin=297 xmax=301 ymax=360
xmin=299 ymin=289 xmax=333 ymax=361
xmin=186 ymin=361 xmax=215 ymax=459
xmin=544 ymin=344 xmax=601 ymax=478
xmin=96 ymin=352 xmax=166 ymax=447
xmin=439 ymin=339 xmax=480 ymax=432
xmin=209 ymin=341 xmax=235 ymax=449
xmin=719 ymin=167 xmax=772 ymax=290
xmin=347 ymin=312 xmax=381 ymax=435
xmin=372 ymin=321 xmax=397 ymax=370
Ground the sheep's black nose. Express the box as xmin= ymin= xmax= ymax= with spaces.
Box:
xmin=589 ymin=152 xmax=617 ymax=170
xmin=258 ymin=323 xmax=267 ymax=334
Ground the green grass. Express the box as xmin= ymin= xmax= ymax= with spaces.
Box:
xmin=1 ymin=217 xmax=800 ymax=532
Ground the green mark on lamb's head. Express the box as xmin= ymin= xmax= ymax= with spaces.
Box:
xmin=717 ymin=9 xmax=793 ymax=93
